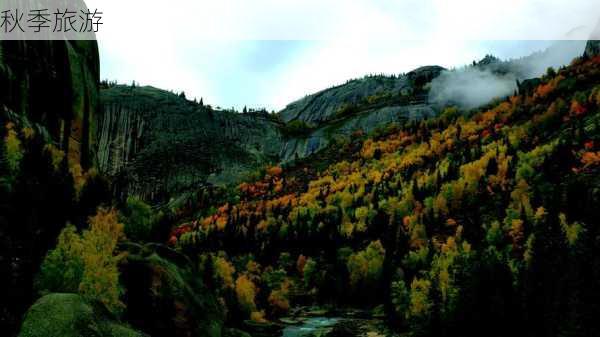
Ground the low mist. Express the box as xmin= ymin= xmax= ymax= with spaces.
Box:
xmin=429 ymin=68 xmax=517 ymax=109
xmin=429 ymin=41 xmax=587 ymax=109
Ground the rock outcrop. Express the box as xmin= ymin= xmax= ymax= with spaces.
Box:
xmin=585 ymin=20 xmax=600 ymax=58
xmin=585 ymin=41 xmax=600 ymax=58
xmin=277 ymin=66 xmax=443 ymax=161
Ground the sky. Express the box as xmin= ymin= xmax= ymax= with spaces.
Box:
xmin=93 ymin=0 xmax=599 ymax=112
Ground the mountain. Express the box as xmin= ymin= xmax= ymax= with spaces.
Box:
xmin=279 ymin=66 xmax=444 ymax=161
xmin=96 ymin=41 xmax=587 ymax=204
xmin=96 ymin=66 xmax=445 ymax=202
xmin=585 ymin=20 xmax=600 ymax=57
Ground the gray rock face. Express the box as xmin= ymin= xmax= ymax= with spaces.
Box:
xmin=280 ymin=66 xmax=444 ymax=124
xmin=280 ymin=76 xmax=409 ymax=124
xmin=279 ymin=103 xmax=436 ymax=161
xmin=585 ymin=20 xmax=600 ymax=57
xmin=96 ymin=85 xmax=282 ymax=201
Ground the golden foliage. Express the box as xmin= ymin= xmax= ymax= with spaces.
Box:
xmin=268 ymin=279 xmax=291 ymax=314
xmin=409 ymin=278 xmax=432 ymax=318
xmin=235 ymin=274 xmax=258 ymax=315
xmin=5 ymin=125 xmax=23 ymax=172
xmin=213 ymin=256 xmax=236 ymax=289
xmin=559 ymin=213 xmax=585 ymax=247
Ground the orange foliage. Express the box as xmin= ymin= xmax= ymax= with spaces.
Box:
xmin=534 ymin=76 xmax=564 ymax=99
xmin=296 ymin=254 xmax=307 ymax=275
xmin=569 ymin=100 xmax=587 ymax=117
xmin=267 ymin=166 xmax=283 ymax=177
xmin=581 ymin=151 xmax=600 ymax=169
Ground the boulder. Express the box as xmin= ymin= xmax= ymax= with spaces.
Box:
xmin=96 ymin=85 xmax=282 ymax=201
xmin=18 ymin=293 xmax=146 ymax=337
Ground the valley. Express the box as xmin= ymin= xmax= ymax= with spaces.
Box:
xmin=1 ymin=30 xmax=600 ymax=337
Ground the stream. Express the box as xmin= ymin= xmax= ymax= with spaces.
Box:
xmin=281 ymin=317 xmax=341 ymax=337
xmin=243 ymin=308 xmax=395 ymax=337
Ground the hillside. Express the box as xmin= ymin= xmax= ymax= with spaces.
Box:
xmin=169 ymin=53 xmax=600 ymax=337
xmin=95 ymin=42 xmax=589 ymax=205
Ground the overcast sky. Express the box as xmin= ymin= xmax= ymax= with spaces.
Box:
xmin=93 ymin=0 xmax=598 ymax=111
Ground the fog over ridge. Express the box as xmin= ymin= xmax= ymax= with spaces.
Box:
xmin=429 ymin=40 xmax=587 ymax=109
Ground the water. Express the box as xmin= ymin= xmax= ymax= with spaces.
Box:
xmin=282 ymin=317 xmax=341 ymax=337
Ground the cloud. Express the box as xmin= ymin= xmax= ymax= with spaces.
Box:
xmin=428 ymin=41 xmax=586 ymax=109
xmin=88 ymin=0 xmax=599 ymax=40
xmin=429 ymin=68 xmax=517 ymax=110
xmin=90 ymin=0 xmax=595 ymax=111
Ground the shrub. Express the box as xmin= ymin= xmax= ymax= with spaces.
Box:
xmin=303 ymin=258 xmax=318 ymax=289
xmin=121 ymin=196 xmax=157 ymax=241
xmin=213 ymin=255 xmax=236 ymax=289
xmin=5 ymin=123 xmax=23 ymax=172
xmin=347 ymin=241 xmax=385 ymax=290
xmin=268 ymin=279 xmax=291 ymax=315
xmin=35 ymin=225 xmax=84 ymax=294
xmin=281 ymin=120 xmax=314 ymax=138
xmin=277 ymin=252 xmax=293 ymax=272
xmin=235 ymin=274 xmax=258 ymax=316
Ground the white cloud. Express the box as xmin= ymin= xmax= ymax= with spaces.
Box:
xmin=88 ymin=0 xmax=598 ymax=40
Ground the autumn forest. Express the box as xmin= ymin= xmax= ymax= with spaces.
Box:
xmin=1 ymin=38 xmax=600 ymax=337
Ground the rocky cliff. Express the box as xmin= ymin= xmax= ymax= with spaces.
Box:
xmin=97 ymin=85 xmax=282 ymax=201
xmin=0 ymin=40 xmax=100 ymax=168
